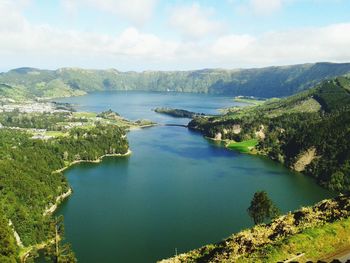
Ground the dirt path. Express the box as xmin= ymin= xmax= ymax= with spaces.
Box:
xmin=323 ymin=246 xmax=350 ymax=262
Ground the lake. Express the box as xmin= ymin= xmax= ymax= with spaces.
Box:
xmin=54 ymin=91 xmax=333 ymax=263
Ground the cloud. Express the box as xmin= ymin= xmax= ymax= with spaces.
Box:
xmin=209 ymin=23 xmax=350 ymax=67
xmin=61 ymin=0 xmax=158 ymax=26
xmin=0 ymin=1 xmax=27 ymax=32
xmin=169 ymin=3 xmax=225 ymax=40
xmin=0 ymin=1 xmax=177 ymax=69
xmin=232 ymin=0 xmax=288 ymax=16
xmin=250 ymin=0 xmax=283 ymax=15
xmin=0 ymin=1 xmax=350 ymax=71
xmin=107 ymin=27 xmax=178 ymax=58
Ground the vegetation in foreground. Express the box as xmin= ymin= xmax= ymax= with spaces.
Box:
xmin=160 ymin=194 xmax=350 ymax=263
xmin=189 ymin=76 xmax=350 ymax=191
xmin=240 ymin=217 xmax=350 ymax=263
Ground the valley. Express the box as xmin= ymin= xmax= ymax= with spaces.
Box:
xmin=0 ymin=66 xmax=349 ymax=263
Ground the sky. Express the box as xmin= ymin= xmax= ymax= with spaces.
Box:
xmin=0 ymin=0 xmax=350 ymax=71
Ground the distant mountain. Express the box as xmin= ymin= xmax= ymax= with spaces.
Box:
xmin=1 ymin=62 xmax=350 ymax=99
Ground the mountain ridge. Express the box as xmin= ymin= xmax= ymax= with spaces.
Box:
xmin=1 ymin=62 xmax=350 ymax=100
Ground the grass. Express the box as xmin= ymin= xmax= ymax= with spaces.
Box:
xmin=238 ymin=217 xmax=350 ymax=263
xmin=72 ymin=111 xmax=97 ymax=118
xmin=44 ymin=131 xmax=67 ymax=137
xmin=233 ymin=97 xmax=266 ymax=105
xmin=227 ymin=139 xmax=258 ymax=153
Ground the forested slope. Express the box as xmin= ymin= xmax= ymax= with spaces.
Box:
xmin=1 ymin=62 xmax=350 ymax=99
xmin=0 ymin=123 xmax=128 ymax=261
xmin=189 ymin=76 xmax=350 ymax=191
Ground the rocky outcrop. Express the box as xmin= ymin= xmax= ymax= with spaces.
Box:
xmin=292 ymin=147 xmax=317 ymax=172
xmin=43 ymin=188 xmax=72 ymax=216
xmin=159 ymin=194 xmax=350 ymax=263
xmin=255 ymin=124 xmax=265 ymax=140
xmin=8 ymin=219 xmax=23 ymax=248
xmin=214 ymin=132 xmax=222 ymax=140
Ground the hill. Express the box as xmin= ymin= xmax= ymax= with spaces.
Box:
xmin=160 ymin=194 xmax=350 ymax=263
xmin=0 ymin=108 xmax=135 ymax=261
xmin=1 ymin=62 xmax=350 ymax=100
xmin=189 ymin=76 xmax=350 ymax=191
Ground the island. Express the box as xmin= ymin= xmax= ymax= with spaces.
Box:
xmin=154 ymin=107 xmax=205 ymax=118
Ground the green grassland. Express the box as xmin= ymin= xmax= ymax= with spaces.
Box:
xmin=233 ymin=97 xmax=266 ymax=106
xmin=227 ymin=139 xmax=258 ymax=153
xmin=238 ymin=217 xmax=350 ymax=263
xmin=44 ymin=131 xmax=68 ymax=137
xmin=72 ymin=111 xmax=97 ymax=118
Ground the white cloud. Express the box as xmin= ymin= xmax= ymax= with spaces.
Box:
xmin=232 ymin=0 xmax=289 ymax=16
xmin=169 ymin=3 xmax=225 ymax=40
xmin=0 ymin=1 xmax=27 ymax=32
xmin=211 ymin=34 xmax=256 ymax=56
xmin=107 ymin=27 xmax=178 ymax=58
xmin=61 ymin=0 xmax=158 ymax=26
xmin=60 ymin=0 xmax=77 ymax=15
xmin=0 ymin=1 xmax=350 ymax=71
xmin=209 ymin=23 xmax=350 ymax=67
xmin=250 ymin=0 xmax=283 ymax=15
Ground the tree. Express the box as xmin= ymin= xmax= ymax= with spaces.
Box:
xmin=45 ymin=216 xmax=76 ymax=263
xmin=247 ymin=191 xmax=279 ymax=225
xmin=0 ymin=210 xmax=17 ymax=263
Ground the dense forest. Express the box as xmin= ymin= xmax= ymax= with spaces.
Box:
xmin=1 ymin=62 xmax=350 ymax=99
xmin=0 ymin=123 xmax=128 ymax=261
xmin=189 ymin=76 xmax=350 ymax=191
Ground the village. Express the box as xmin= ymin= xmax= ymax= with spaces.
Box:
xmin=0 ymin=99 xmax=70 ymax=114
xmin=0 ymin=99 xmax=155 ymax=140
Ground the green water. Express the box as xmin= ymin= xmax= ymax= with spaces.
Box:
xmin=54 ymin=92 xmax=333 ymax=263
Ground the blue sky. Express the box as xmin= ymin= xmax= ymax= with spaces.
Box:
xmin=0 ymin=0 xmax=349 ymax=71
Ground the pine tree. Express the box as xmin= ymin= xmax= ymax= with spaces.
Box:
xmin=247 ymin=191 xmax=279 ymax=225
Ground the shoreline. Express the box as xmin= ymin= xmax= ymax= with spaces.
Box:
xmin=128 ymin=123 xmax=158 ymax=131
xmin=204 ymin=135 xmax=259 ymax=155
xmin=53 ymin=149 xmax=132 ymax=174
xmin=21 ymin=148 xmax=132 ymax=262
xmin=43 ymin=188 xmax=73 ymax=216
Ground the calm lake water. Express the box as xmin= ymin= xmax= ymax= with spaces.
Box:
xmin=53 ymin=92 xmax=333 ymax=263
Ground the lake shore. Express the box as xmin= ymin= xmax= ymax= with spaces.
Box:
xmin=53 ymin=149 xmax=132 ymax=174
xmin=20 ymin=148 xmax=132 ymax=262
xmin=128 ymin=123 xmax=158 ymax=131
xmin=204 ymin=136 xmax=259 ymax=154
xmin=47 ymin=92 xmax=335 ymax=262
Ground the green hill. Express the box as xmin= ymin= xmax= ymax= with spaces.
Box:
xmin=1 ymin=62 xmax=350 ymax=100
xmin=189 ymin=76 xmax=350 ymax=191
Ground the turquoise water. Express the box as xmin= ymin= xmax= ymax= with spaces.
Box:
xmin=54 ymin=92 xmax=333 ymax=263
